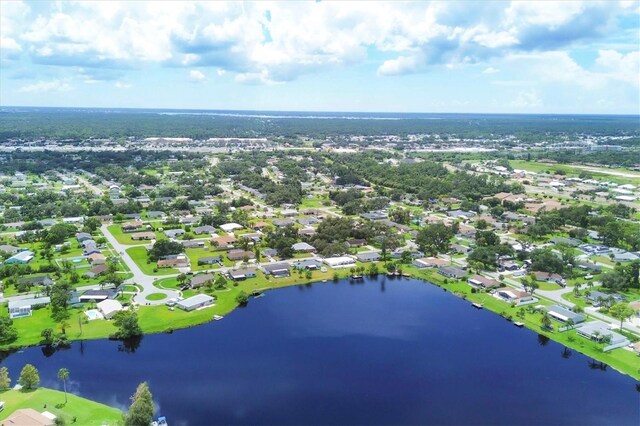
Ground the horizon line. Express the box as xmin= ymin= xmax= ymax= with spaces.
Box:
xmin=1 ymin=105 xmax=639 ymax=117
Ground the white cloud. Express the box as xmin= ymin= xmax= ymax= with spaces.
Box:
xmin=483 ymin=66 xmax=499 ymax=74
xmin=595 ymin=49 xmax=640 ymax=87
xmin=18 ymin=79 xmax=72 ymax=93
xmin=511 ymin=90 xmax=543 ymax=108
xmin=188 ymin=69 xmax=206 ymax=82
xmin=0 ymin=1 xmax=637 ymax=85
xmin=115 ymin=81 xmax=132 ymax=89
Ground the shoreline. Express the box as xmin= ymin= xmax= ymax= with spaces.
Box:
xmin=2 ymin=269 xmax=639 ymax=380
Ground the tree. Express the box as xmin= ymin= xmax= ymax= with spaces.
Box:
xmin=540 ymin=313 xmax=552 ymax=331
xmin=0 ymin=317 xmax=18 ymax=344
xmin=600 ymin=271 xmax=629 ymax=292
xmin=147 ymin=239 xmax=183 ymax=262
xmin=113 ymin=310 xmax=143 ymax=339
xmin=41 ymin=328 xmax=55 ymax=344
xmin=0 ymin=366 xmax=10 ymax=390
xmin=236 ymin=291 xmax=249 ymax=306
xmin=367 ymin=262 xmax=379 ymax=276
xmin=416 ymin=223 xmax=452 ymax=255
xmin=58 ymin=368 xmax=70 ymax=404
xmin=609 ymin=303 xmax=634 ymax=332
xmin=19 ymin=364 xmax=40 ymax=390
xmin=125 ymin=382 xmax=154 ymax=426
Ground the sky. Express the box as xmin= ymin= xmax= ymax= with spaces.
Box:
xmin=0 ymin=1 xmax=639 ymax=114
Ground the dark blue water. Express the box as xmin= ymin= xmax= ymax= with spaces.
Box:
xmin=1 ymin=278 xmax=639 ymax=425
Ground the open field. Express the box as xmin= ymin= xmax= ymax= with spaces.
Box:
xmin=0 ymin=387 xmax=122 ymax=425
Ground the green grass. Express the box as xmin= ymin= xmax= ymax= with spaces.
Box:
xmin=126 ymin=246 xmax=177 ymax=276
xmin=0 ymin=387 xmax=122 ymax=425
xmin=107 ymin=225 xmax=162 ymax=245
xmin=146 ymin=293 xmax=167 ymax=301
xmin=509 ymin=160 xmax=640 ymax=185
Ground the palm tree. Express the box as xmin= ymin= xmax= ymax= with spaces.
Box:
xmin=57 ymin=368 xmax=70 ymax=404
xmin=540 ymin=313 xmax=552 ymax=331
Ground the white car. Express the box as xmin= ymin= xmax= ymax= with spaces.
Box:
xmin=585 ymin=274 xmax=593 ymax=280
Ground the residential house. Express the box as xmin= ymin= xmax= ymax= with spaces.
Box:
xmin=122 ymin=219 xmax=143 ymax=232
xmin=412 ymin=257 xmax=448 ymax=268
xmin=190 ymin=273 xmax=215 ymax=289
xmin=228 ymin=268 xmax=257 ymax=281
xmin=356 ymin=252 xmax=381 ymax=262
xmin=84 ymin=264 xmax=108 ymax=278
xmin=131 ymin=231 xmax=156 ymax=241
xmin=576 ymin=321 xmax=630 ymax=351
xmin=165 ymin=228 xmax=185 ymax=239
xmin=157 ymin=255 xmax=190 ymax=268
xmin=198 ymin=256 xmax=222 ymax=266
xmin=294 ymin=259 xmax=323 ymax=270
xmin=2 ymin=408 xmax=55 ymax=426
xmin=227 ymin=249 xmax=255 ymax=261
xmin=292 ymin=242 xmax=316 ymax=253
xmin=438 ymin=266 xmax=467 ymax=279
xmin=0 ymin=244 xmax=19 ymax=255
xmin=495 ymin=288 xmax=535 ymax=306
xmin=346 ymin=239 xmax=367 ymax=248
xmin=273 ymin=218 xmax=295 ymax=227
xmin=97 ymin=299 xmax=123 ymax=319
xmin=177 ymin=294 xmax=215 ymax=311
xmin=546 ymin=305 xmax=585 ymax=324
xmin=79 ymin=289 xmax=115 ymax=303
xmin=467 ymin=275 xmax=500 ymax=289
xmin=181 ymin=240 xmax=205 ymax=249
xmin=262 ymin=263 xmax=290 ymax=277
xmin=8 ymin=297 xmax=50 ymax=319
xmin=193 ymin=225 xmax=216 ymax=235
xmin=211 ymin=235 xmax=236 ymax=250
xmin=86 ymin=253 xmax=107 ymax=264
xmin=323 ymin=256 xmax=356 ymax=268
xmin=220 ymin=223 xmax=243 ymax=232
xmin=5 ymin=250 xmax=34 ymax=264
xmin=18 ymin=275 xmax=54 ymax=287
xmin=534 ymin=271 xmax=565 ymax=286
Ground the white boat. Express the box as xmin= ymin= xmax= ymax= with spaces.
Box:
xmin=213 ymin=315 xmax=224 ymax=321
xmin=472 ymin=303 xmax=483 ymax=309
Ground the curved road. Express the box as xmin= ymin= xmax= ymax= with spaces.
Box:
xmin=101 ymin=224 xmax=179 ymax=305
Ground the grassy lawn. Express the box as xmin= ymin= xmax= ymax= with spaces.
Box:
xmin=126 ymin=246 xmax=177 ymax=276
xmin=146 ymin=293 xmax=167 ymax=301
xmin=107 ymin=225 xmax=162 ymax=246
xmin=0 ymin=387 xmax=122 ymax=425
xmin=509 ymin=160 xmax=640 ymax=185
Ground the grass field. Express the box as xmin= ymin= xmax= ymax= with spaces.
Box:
xmin=509 ymin=160 xmax=640 ymax=186
xmin=126 ymin=246 xmax=177 ymax=275
xmin=0 ymin=387 xmax=122 ymax=425
xmin=107 ymin=225 xmax=162 ymax=245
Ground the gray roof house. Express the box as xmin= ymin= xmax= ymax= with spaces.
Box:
xmin=193 ymin=225 xmax=216 ymax=235
xmin=0 ymin=244 xmax=19 ymax=255
xmin=18 ymin=275 xmax=54 ymax=287
xmin=177 ymin=294 xmax=215 ymax=311
xmin=190 ymin=273 xmax=215 ymax=288
xmin=546 ymin=305 xmax=585 ymax=324
xmin=198 ymin=256 xmax=221 ymax=265
xmin=165 ymin=228 xmax=186 ymax=238
xmin=228 ymin=268 xmax=257 ymax=280
xmin=437 ymin=266 xmax=467 ymax=279
xmin=292 ymin=242 xmax=316 ymax=252
xmin=262 ymin=263 xmax=290 ymax=277
xmin=356 ymin=252 xmax=381 ymax=262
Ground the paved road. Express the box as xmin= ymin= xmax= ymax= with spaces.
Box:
xmin=486 ymin=270 xmax=640 ymax=335
xmin=100 ymin=224 xmax=179 ymax=305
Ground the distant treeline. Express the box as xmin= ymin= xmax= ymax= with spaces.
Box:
xmin=1 ymin=109 xmax=639 ymax=141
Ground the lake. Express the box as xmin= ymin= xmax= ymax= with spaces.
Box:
xmin=1 ymin=277 xmax=638 ymax=425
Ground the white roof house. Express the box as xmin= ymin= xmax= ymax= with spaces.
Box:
xmin=220 ymin=223 xmax=243 ymax=233
xmin=97 ymin=299 xmax=123 ymax=319
xmin=323 ymin=256 xmax=356 ymax=268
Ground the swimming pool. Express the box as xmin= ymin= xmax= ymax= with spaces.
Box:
xmin=85 ymin=309 xmax=102 ymax=320
xmin=72 ymin=257 xmax=84 ymax=263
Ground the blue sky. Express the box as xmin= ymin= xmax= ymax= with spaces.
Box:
xmin=1 ymin=1 xmax=639 ymax=114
